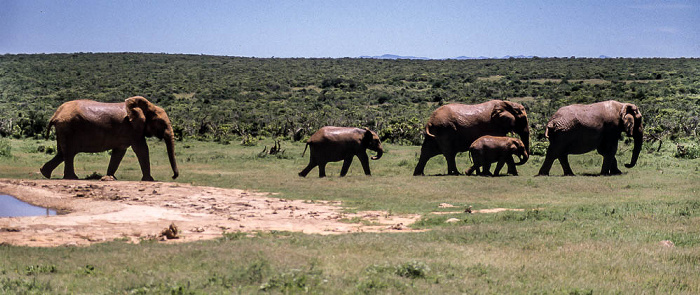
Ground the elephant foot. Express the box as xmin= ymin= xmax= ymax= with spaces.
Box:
xmin=39 ymin=166 xmax=52 ymax=179
xmin=141 ymin=175 xmax=155 ymax=181
xmin=298 ymin=173 xmax=307 ymax=177
xmin=63 ymin=174 xmax=79 ymax=180
xmin=100 ymin=175 xmax=117 ymax=181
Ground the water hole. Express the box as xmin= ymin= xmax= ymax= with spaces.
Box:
xmin=0 ymin=195 xmax=57 ymax=217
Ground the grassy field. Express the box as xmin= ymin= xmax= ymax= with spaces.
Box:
xmin=1 ymin=137 xmax=699 ymax=294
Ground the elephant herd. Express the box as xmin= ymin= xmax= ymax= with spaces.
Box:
xmin=39 ymin=96 xmax=643 ymax=181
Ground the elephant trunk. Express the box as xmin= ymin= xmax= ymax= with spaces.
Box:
xmin=625 ymin=129 xmax=643 ymax=168
xmin=371 ymin=146 xmax=384 ymax=160
xmin=164 ymin=129 xmax=179 ymax=179
xmin=517 ymin=128 xmax=531 ymax=155
xmin=515 ymin=150 xmax=529 ymax=165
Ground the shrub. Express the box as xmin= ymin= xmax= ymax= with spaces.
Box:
xmin=0 ymin=138 xmax=11 ymax=157
xmin=394 ymin=261 xmax=430 ymax=279
xmin=675 ymin=142 xmax=700 ymax=159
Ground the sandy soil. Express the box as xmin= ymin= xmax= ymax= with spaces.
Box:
xmin=0 ymin=179 xmax=421 ymax=247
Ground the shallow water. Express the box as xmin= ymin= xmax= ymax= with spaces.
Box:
xmin=0 ymin=195 xmax=57 ymax=217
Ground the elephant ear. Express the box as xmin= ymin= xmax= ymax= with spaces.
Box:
xmin=126 ymin=96 xmax=148 ymax=134
xmin=620 ymin=104 xmax=639 ymax=136
xmin=361 ymin=128 xmax=373 ymax=146
xmin=508 ymin=141 xmax=518 ymax=152
xmin=491 ymin=101 xmax=516 ymax=131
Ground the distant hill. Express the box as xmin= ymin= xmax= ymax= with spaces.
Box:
xmin=359 ymin=54 xmax=430 ymax=60
xmin=363 ymin=54 xmax=617 ymax=60
xmin=362 ymin=54 xmax=537 ymax=60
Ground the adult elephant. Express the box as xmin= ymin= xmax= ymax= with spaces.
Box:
xmin=40 ymin=96 xmax=179 ymax=181
xmin=299 ymin=126 xmax=383 ymax=178
xmin=413 ymin=100 xmax=530 ymax=176
xmin=537 ymin=100 xmax=643 ymax=176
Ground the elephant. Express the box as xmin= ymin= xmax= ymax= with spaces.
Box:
xmin=413 ymin=100 xmax=530 ymax=176
xmin=40 ymin=96 xmax=179 ymax=181
xmin=537 ymin=100 xmax=643 ymax=176
xmin=298 ymin=126 xmax=383 ymax=178
xmin=465 ymin=136 xmax=528 ymax=176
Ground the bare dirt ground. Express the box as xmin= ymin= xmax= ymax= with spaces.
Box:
xmin=0 ymin=179 xmax=421 ymax=247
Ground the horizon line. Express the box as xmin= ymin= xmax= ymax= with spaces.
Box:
xmin=1 ymin=51 xmax=698 ymax=60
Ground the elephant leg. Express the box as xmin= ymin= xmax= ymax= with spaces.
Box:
xmin=465 ymin=165 xmax=476 ymax=175
xmin=537 ymin=148 xmax=557 ymax=176
xmin=357 ymin=153 xmax=371 ymax=176
xmin=598 ymin=142 xmax=621 ymax=175
xmin=340 ymin=156 xmax=354 ymax=177
xmin=559 ymin=155 xmax=575 ymax=176
xmin=444 ymin=151 xmax=460 ymax=176
xmin=132 ymin=139 xmax=154 ymax=181
xmin=494 ymin=160 xmax=506 ymax=176
xmin=482 ymin=163 xmax=493 ymax=176
xmin=601 ymin=154 xmax=621 ymax=175
xmin=318 ymin=163 xmax=327 ymax=178
xmin=505 ymin=157 xmax=518 ymax=176
xmin=106 ymin=148 xmax=127 ymax=178
xmin=298 ymin=160 xmax=317 ymax=177
xmin=62 ymin=152 xmax=79 ymax=180
xmin=40 ymin=148 xmax=64 ymax=179
xmin=609 ymin=155 xmax=621 ymax=175
xmin=413 ymin=139 xmax=440 ymax=176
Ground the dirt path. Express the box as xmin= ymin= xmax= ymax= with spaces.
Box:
xmin=0 ymin=179 xmax=420 ymax=247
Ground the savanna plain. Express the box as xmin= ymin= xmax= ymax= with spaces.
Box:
xmin=1 ymin=137 xmax=698 ymax=294
xmin=0 ymin=54 xmax=699 ymax=293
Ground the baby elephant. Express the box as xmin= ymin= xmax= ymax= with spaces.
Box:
xmin=466 ymin=136 xmax=529 ymax=176
xmin=299 ymin=126 xmax=384 ymax=178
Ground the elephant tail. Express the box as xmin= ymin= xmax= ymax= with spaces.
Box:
xmin=44 ymin=120 xmax=56 ymax=139
xmin=544 ymin=122 xmax=554 ymax=139
xmin=424 ymin=123 xmax=436 ymax=138
xmin=301 ymin=142 xmax=309 ymax=157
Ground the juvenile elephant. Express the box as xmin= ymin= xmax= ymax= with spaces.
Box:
xmin=299 ymin=126 xmax=383 ymax=178
xmin=466 ymin=136 xmax=528 ymax=176
xmin=537 ymin=100 xmax=643 ymax=176
xmin=40 ymin=96 xmax=179 ymax=181
xmin=413 ymin=100 xmax=530 ymax=175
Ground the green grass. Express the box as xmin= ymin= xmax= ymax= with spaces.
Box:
xmin=1 ymin=137 xmax=699 ymax=293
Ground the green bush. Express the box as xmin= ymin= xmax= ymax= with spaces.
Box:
xmin=675 ymin=142 xmax=700 ymax=159
xmin=0 ymin=138 xmax=11 ymax=157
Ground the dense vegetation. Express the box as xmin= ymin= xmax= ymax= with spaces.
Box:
xmin=1 ymin=53 xmax=698 ymax=150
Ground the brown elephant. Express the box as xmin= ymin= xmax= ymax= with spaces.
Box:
xmin=299 ymin=126 xmax=383 ymax=178
xmin=537 ymin=100 xmax=643 ymax=176
xmin=466 ymin=136 xmax=529 ymax=176
xmin=413 ymin=100 xmax=530 ymax=176
xmin=40 ymin=96 xmax=179 ymax=181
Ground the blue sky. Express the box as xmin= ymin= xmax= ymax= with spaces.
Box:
xmin=1 ymin=0 xmax=698 ymax=58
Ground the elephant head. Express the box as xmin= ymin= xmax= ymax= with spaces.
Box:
xmin=362 ymin=128 xmax=383 ymax=160
xmin=508 ymin=138 xmax=529 ymax=165
xmin=492 ymin=101 xmax=530 ymax=154
xmin=621 ymin=103 xmax=643 ymax=168
xmin=126 ymin=96 xmax=179 ymax=179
